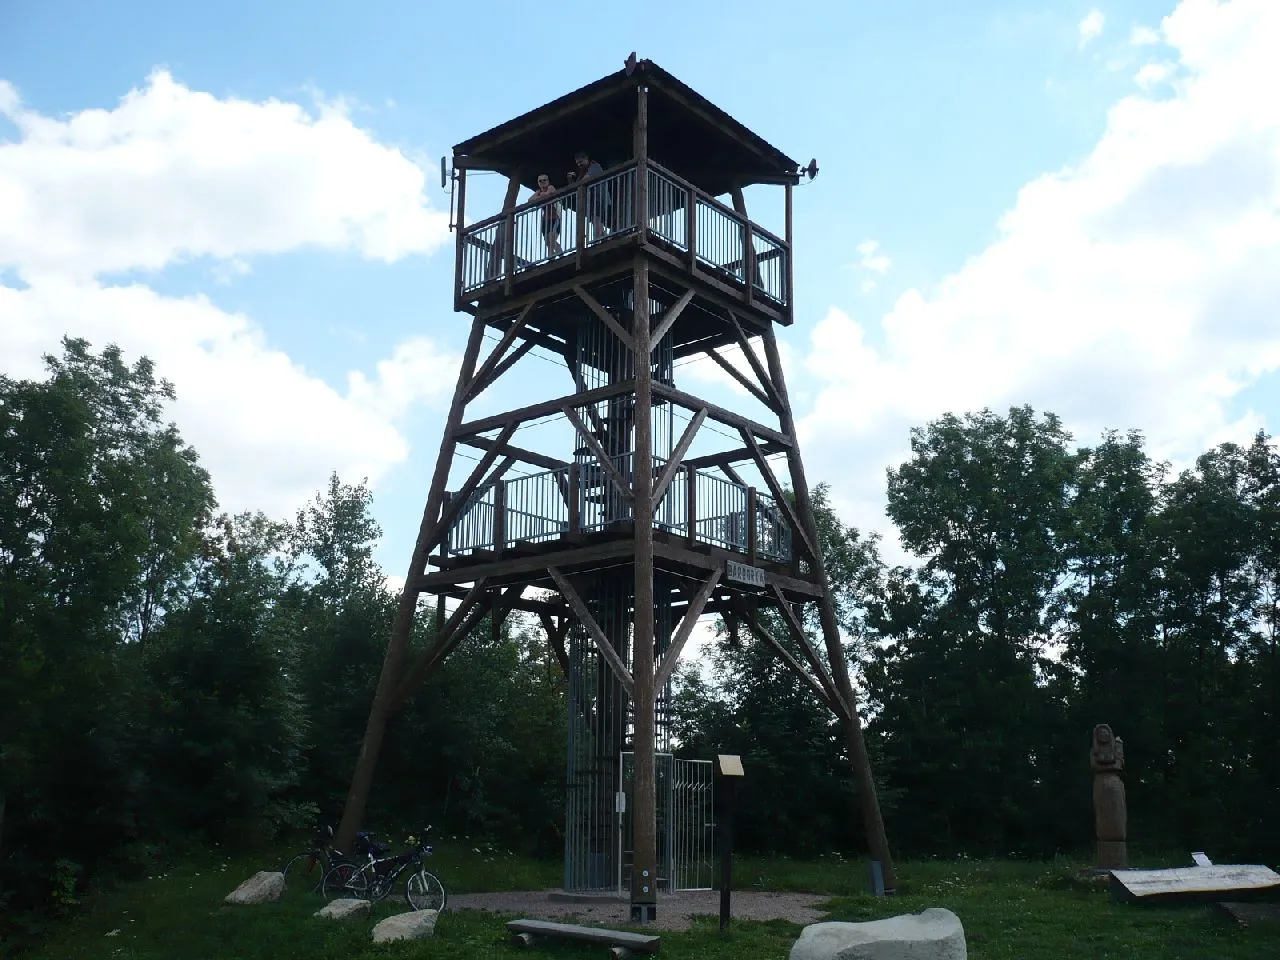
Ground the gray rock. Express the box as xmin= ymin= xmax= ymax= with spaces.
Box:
xmin=223 ymin=871 xmax=285 ymax=905
xmin=790 ymin=907 xmax=966 ymax=960
xmin=372 ymin=909 xmax=439 ymax=943
xmin=314 ymin=898 xmax=372 ymax=920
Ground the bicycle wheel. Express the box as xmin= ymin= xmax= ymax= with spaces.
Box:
xmin=405 ymin=869 xmax=447 ymax=912
xmin=321 ymin=861 xmax=367 ymax=901
xmin=281 ymin=851 xmax=326 ymax=898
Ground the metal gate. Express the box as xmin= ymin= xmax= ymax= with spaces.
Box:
xmin=618 ymin=753 xmax=715 ymax=893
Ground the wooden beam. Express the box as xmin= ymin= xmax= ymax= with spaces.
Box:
xmin=740 ymin=427 xmax=818 ymax=563
xmin=629 ymin=249 xmax=658 ymax=916
xmin=651 ymin=381 xmax=791 ymax=447
xmin=336 ymin=312 xmax=488 ymax=855
xmin=472 ymin=339 xmax=534 ymax=398
xmin=648 ymin=288 xmax=694 ymax=350
xmin=685 ymin=440 xmax=786 ymax=471
xmin=654 ymin=566 xmax=722 ymax=689
xmin=770 ymin=583 xmax=843 ymax=711
xmin=548 ymin=567 xmax=634 ymax=697
xmin=537 ymin=612 xmax=571 ymax=679
xmin=562 ymin=404 xmax=634 ymax=504
xmin=486 ymin=310 xmax=570 ymax=356
xmin=724 ymin=309 xmax=783 ymax=409
xmin=784 ymin=181 xmax=795 ymax=322
xmin=759 ymin=321 xmax=897 ymax=892
xmin=423 ymin=423 xmax=517 ymax=554
xmin=652 ymin=538 xmax=823 ymax=600
xmin=720 ymin=463 xmax=747 ymax=487
xmin=455 ymin=75 xmax=634 ymax=158
xmin=704 ymin=348 xmax=777 ymax=412
xmin=466 ymin=303 xmax=533 ymax=401
xmin=574 ymin=284 xmax=635 ymax=353
xmin=458 ymin=434 xmax=568 ymax=472
xmin=394 ymin=578 xmax=491 ymax=705
xmin=651 ymin=408 xmax=706 ymax=510
xmin=456 ymin=380 xmax=634 ymax=439
xmin=742 ymin=604 xmax=843 ymax=718
xmin=453 ymin=168 xmax=468 ymax=310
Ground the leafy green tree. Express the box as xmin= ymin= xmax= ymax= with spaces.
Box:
xmin=0 ymin=338 xmax=213 ymax=905
xmin=142 ymin=511 xmax=312 ymax=846
xmin=869 ymin=406 xmax=1075 ymax=856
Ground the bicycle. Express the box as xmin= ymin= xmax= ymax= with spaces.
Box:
xmin=322 ymin=827 xmax=446 ymax=912
xmin=280 ymin=824 xmax=381 ymax=898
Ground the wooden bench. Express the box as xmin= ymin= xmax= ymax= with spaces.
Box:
xmin=506 ymin=918 xmax=661 ymax=957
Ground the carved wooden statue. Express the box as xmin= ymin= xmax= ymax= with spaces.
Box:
xmin=1090 ymin=723 xmax=1127 ymax=869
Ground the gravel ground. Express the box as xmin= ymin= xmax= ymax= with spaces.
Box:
xmin=447 ymin=889 xmax=832 ymax=931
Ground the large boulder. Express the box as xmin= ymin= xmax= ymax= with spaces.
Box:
xmin=372 ymin=910 xmax=439 ymax=943
xmin=790 ymin=907 xmax=966 ymax=960
xmin=223 ymin=871 xmax=285 ymax=905
xmin=315 ymin=898 xmax=372 ymax=920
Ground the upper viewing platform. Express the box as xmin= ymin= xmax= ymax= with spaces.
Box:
xmin=448 ymin=56 xmax=810 ymax=327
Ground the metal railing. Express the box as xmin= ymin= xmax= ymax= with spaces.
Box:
xmin=445 ymin=454 xmax=792 ymax=564
xmin=458 ymin=161 xmax=790 ymax=308
xmin=647 ymin=162 xmax=789 ymax=306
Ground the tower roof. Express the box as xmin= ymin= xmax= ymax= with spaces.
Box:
xmin=452 ymin=57 xmax=801 ymax=197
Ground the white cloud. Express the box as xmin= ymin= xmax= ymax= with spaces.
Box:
xmin=0 ymin=70 xmax=457 ymax=518
xmin=855 ymin=239 xmax=892 ymax=275
xmin=1135 ymin=61 xmax=1177 ymax=89
xmin=0 ymin=278 xmax=457 ymax=517
xmin=0 ymin=69 xmax=449 ymax=280
xmin=1079 ymin=9 xmax=1106 ymax=48
xmin=1130 ymin=25 xmax=1162 ymax=45
xmin=797 ymin=0 xmax=1280 ymax=557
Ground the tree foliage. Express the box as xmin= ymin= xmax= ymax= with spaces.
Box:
xmin=4 ymin=340 xmax=1279 ymax=935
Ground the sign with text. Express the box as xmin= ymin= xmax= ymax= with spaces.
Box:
xmin=726 ymin=561 xmax=765 ymax=587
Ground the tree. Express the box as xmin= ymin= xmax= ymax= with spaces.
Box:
xmin=0 ymin=338 xmax=213 ymax=905
xmin=870 ymin=406 xmax=1075 ymax=855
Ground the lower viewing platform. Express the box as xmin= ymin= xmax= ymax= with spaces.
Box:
xmin=438 ymin=452 xmax=793 ymax=569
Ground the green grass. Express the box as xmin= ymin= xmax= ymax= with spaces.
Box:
xmin=13 ymin=845 xmax=1279 ymax=960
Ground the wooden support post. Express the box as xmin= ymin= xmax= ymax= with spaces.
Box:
xmin=760 ymin=324 xmax=898 ymax=893
xmin=784 ymin=181 xmax=795 ymax=321
xmin=746 ymin=486 xmax=758 ymax=564
xmin=493 ymin=481 xmax=506 ymax=555
xmin=336 ymin=314 xmax=488 ymax=855
xmin=453 ymin=167 xmax=467 ymax=311
xmin=686 ymin=466 xmax=698 ymax=547
xmin=635 ymin=83 xmax=649 ymax=243
xmin=686 ymin=186 xmax=697 ymax=271
xmin=568 ymin=462 xmax=581 ymax=534
xmin=501 ymin=174 xmax=520 ymax=296
xmin=630 ymin=256 xmax=658 ymax=923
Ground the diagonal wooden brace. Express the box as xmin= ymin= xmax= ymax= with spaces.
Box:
xmin=741 ymin=601 xmax=847 ymax=720
xmin=466 ymin=304 xmax=533 ymax=401
xmin=654 ymin=565 xmax=722 ymax=689
xmin=563 ymin=404 xmax=634 ymax=504
xmin=740 ymin=426 xmax=819 ymax=563
xmin=548 ymin=567 xmax=635 ymax=697
xmin=651 ymin=408 xmax=707 ymax=510
xmin=574 ymin=284 xmax=635 ymax=353
xmin=769 ymin=583 xmax=845 ymax=713
xmin=649 ymin=289 xmax=694 ymax=351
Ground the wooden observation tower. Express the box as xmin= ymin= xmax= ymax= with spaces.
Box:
xmin=338 ymin=54 xmax=896 ymax=921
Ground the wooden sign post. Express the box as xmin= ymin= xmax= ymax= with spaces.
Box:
xmin=717 ymin=754 xmax=745 ymax=932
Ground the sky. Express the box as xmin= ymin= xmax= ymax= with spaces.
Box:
xmin=3 ymin=0 xmax=1280 ymax=607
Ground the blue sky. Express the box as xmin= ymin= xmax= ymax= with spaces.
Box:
xmin=3 ymin=0 xmax=1278 ymax=582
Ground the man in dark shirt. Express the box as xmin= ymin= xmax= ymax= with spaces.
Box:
xmin=572 ymin=150 xmax=608 ymax=240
